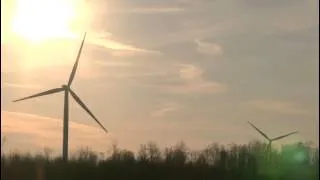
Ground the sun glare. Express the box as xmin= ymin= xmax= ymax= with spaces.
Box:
xmin=11 ymin=0 xmax=77 ymax=42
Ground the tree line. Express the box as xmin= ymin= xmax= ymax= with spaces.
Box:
xmin=1 ymin=140 xmax=319 ymax=180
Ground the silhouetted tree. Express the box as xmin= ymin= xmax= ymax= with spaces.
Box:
xmin=1 ymin=140 xmax=318 ymax=180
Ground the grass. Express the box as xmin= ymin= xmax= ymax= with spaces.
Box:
xmin=1 ymin=140 xmax=319 ymax=180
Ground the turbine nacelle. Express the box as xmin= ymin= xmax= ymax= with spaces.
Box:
xmin=62 ymin=84 xmax=69 ymax=90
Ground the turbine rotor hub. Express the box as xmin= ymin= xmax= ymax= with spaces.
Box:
xmin=61 ymin=85 xmax=69 ymax=90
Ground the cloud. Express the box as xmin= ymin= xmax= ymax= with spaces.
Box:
xmin=162 ymin=81 xmax=226 ymax=94
xmin=110 ymin=49 xmax=161 ymax=57
xmin=247 ymin=100 xmax=312 ymax=116
xmin=1 ymin=0 xmax=317 ymax=152
xmin=2 ymin=82 xmax=41 ymax=89
xmin=195 ymin=39 xmax=223 ymax=56
xmin=74 ymin=32 xmax=162 ymax=56
xmin=239 ymin=0 xmax=302 ymax=9
xmin=151 ymin=101 xmax=181 ymax=118
xmin=128 ymin=7 xmax=185 ymax=14
xmin=87 ymin=35 xmax=144 ymax=51
xmin=1 ymin=111 xmax=114 ymax=154
xmin=94 ymin=60 xmax=132 ymax=67
xmin=151 ymin=16 xmax=242 ymax=47
xmin=179 ymin=64 xmax=203 ymax=80
xmin=2 ymin=28 xmax=160 ymax=58
xmin=1 ymin=110 xmax=247 ymax=153
xmin=159 ymin=64 xmax=227 ymax=94
xmin=88 ymin=0 xmax=185 ymax=14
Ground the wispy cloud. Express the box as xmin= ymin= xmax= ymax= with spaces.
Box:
xmin=110 ymin=49 xmax=161 ymax=57
xmin=158 ymin=64 xmax=227 ymax=94
xmin=2 ymin=82 xmax=41 ymax=89
xmin=1 ymin=110 xmax=245 ymax=153
xmin=179 ymin=64 xmax=203 ymax=80
xmin=195 ymin=39 xmax=223 ymax=56
xmin=163 ymin=81 xmax=226 ymax=94
xmin=94 ymin=60 xmax=132 ymax=67
xmin=151 ymin=101 xmax=181 ymax=118
xmin=247 ymin=100 xmax=312 ymax=116
xmin=1 ymin=111 xmax=114 ymax=153
xmin=1 ymin=0 xmax=317 ymax=151
xmin=84 ymin=33 xmax=161 ymax=56
xmin=2 ymin=29 xmax=160 ymax=57
xmin=128 ymin=7 xmax=185 ymax=14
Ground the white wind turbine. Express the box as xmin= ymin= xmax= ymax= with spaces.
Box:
xmin=13 ymin=33 xmax=108 ymax=161
xmin=247 ymin=121 xmax=298 ymax=151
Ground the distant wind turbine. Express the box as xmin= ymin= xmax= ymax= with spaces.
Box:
xmin=12 ymin=32 xmax=108 ymax=161
xmin=247 ymin=121 xmax=298 ymax=151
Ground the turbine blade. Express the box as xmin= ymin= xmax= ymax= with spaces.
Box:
xmin=247 ymin=121 xmax=270 ymax=140
xmin=68 ymin=32 xmax=87 ymax=86
xmin=12 ymin=88 xmax=64 ymax=102
xmin=272 ymin=131 xmax=298 ymax=141
xmin=69 ymin=89 xmax=108 ymax=133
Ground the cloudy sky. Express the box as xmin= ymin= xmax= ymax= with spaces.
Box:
xmin=1 ymin=0 xmax=318 ymax=154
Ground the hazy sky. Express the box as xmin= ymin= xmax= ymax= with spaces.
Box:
xmin=1 ymin=0 xmax=319 ymax=154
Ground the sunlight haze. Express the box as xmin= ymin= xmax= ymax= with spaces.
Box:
xmin=1 ymin=0 xmax=318 ymax=155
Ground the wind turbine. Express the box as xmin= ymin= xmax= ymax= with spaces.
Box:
xmin=247 ymin=121 xmax=298 ymax=151
xmin=12 ymin=32 xmax=108 ymax=161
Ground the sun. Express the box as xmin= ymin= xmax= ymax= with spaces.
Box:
xmin=11 ymin=0 xmax=77 ymax=42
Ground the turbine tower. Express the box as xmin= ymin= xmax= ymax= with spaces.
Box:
xmin=247 ymin=121 xmax=298 ymax=151
xmin=12 ymin=33 xmax=108 ymax=161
